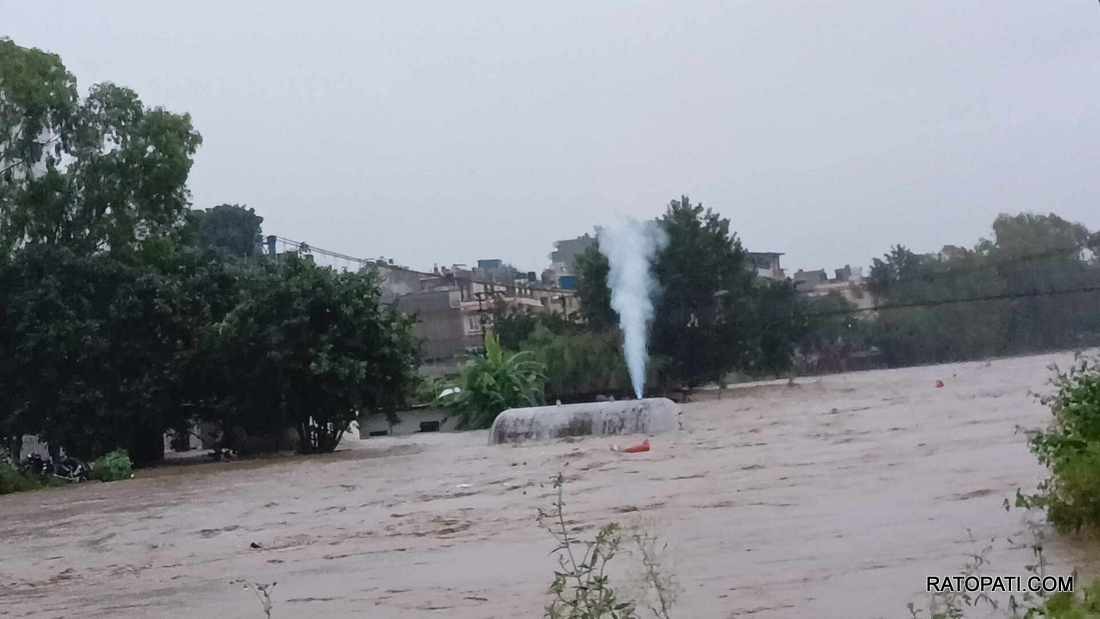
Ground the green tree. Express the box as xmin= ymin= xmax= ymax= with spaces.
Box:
xmin=490 ymin=303 xmax=542 ymax=350
xmin=1 ymin=39 xmax=206 ymax=464
xmin=0 ymin=251 xmax=14 ymax=458
xmin=865 ymin=213 xmax=1100 ymax=366
xmin=573 ymin=196 xmax=796 ymax=385
xmin=0 ymin=245 xmax=204 ymax=464
xmin=989 ymin=213 xmax=1097 ymax=351
xmin=0 ymin=39 xmax=78 ymax=251
xmin=1 ymin=39 xmax=202 ymax=258
xmin=209 ymin=256 xmax=419 ymax=453
xmin=523 ymin=325 xmax=633 ymax=402
xmin=797 ymin=292 xmax=864 ymax=374
xmin=651 ymin=196 xmax=755 ymax=387
xmin=1022 ymin=356 xmax=1100 ymax=534
xmin=575 ymin=245 xmax=616 ymax=330
xmin=446 ymin=333 xmax=545 ymax=429
xmin=186 ymin=203 xmax=264 ymax=257
xmin=745 ymin=279 xmax=807 ymax=377
xmin=868 ymin=244 xmax=1009 ymax=365
xmin=490 ymin=299 xmax=579 ymax=351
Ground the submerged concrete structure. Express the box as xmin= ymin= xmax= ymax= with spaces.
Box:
xmin=489 ymin=397 xmax=681 ymax=445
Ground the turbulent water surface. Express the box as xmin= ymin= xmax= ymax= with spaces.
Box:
xmin=2 ymin=352 xmax=1098 ymax=618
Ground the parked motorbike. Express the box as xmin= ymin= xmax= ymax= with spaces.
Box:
xmin=52 ymin=456 xmax=90 ymax=482
xmin=207 ymin=447 xmax=237 ymax=462
xmin=19 ymin=454 xmax=89 ymax=482
xmin=19 ymin=454 xmax=51 ymax=478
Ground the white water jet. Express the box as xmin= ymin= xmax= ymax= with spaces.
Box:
xmin=599 ymin=220 xmax=666 ymax=399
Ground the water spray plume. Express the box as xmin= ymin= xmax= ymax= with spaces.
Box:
xmin=599 ymin=220 xmax=666 ymax=399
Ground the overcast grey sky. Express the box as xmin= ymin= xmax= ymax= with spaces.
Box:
xmin=4 ymin=1 xmax=1098 ymax=274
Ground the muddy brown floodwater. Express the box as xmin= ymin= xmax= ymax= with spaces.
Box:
xmin=3 ymin=352 xmax=1100 ymax=618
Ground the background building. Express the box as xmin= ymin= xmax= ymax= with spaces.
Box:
xmin=747 ymin=251 xmax=786 ymax=280
xmin=545 ymin=233 xmax=596 ymax=289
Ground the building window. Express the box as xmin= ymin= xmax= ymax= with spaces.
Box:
xmin=464 ymin=315 xmax=483 ymax=335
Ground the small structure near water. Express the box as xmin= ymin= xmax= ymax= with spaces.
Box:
xmin=489 ymin=397 xmax=681 ymax=445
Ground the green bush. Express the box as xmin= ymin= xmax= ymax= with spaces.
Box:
xmin=1021 ymin=355 xmax=1100 ymax=533
xmin=446 ymin=333 xmax=545 ymax=429
xmin=523 ymin=326 xmax=631 ymax=402
xmin=0 ymin=462 xmax=42 ymax=494
xmin=1042 ymin=578 xmax=1100 ymax=618
xmin=92 ymin=450 xmax=134 ymax=482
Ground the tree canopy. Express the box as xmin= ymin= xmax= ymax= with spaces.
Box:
xmin=204 ymin=256 xmax=419 ymax=453
xmin=187 ymin=203 xmax=265 ymax=257
xmin=1 ymin=40 xmax=420 ymax=463
xmin=1 ymin=39 xmax=202 ymax=258
xmin=572 ymin=196 xmax=805 ymax=389
xmin=866 ymin=213 xmax=1100 ymax=365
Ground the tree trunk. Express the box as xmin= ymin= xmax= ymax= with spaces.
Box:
xmin=6 ymin=434 xmax=21 ymax=462
xmin=130 ymin=425 xmax=165 ymax=466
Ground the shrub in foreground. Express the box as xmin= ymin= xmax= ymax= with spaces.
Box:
xmin=0 ymin=462 xmax=42 ymax=494
xmin=92 ymin=450 xmax=134 ymax=482
xmin=1020 ymin=355 xmax=1100 ymax=533
xmin=446 ymin=333 xmax=545 ymax=429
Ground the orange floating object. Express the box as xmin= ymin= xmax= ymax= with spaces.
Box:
xmin=622 ymin=439 xmax=651 ymax=453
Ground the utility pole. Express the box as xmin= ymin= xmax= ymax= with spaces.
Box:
xmin=474 ymin=291 xmax=489 ymax=348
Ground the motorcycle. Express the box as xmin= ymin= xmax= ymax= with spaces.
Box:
xmin=19 ymin=454 xmax=89 ymax=483
xmin=19 ymin=453 xmax=51 ymax=478
xmin=52 ymin=456 xmax=90 ymax=482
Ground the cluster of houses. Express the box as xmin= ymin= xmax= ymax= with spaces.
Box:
xmin=269 ymin=235 xmax=875 ymax=376
xmin=749 ymin=252 xmax=874 ymax=310
xmin=363 ymin=235 xmax=596 ymax=375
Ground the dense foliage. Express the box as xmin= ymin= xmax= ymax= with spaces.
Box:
xmin=1 ymin=232 xmax=209 ymax=464
xmin=186 ymin=203 xmax=264 ymax=257
xmin=490 ymin=300 xmax=579 ymax=351
xmin=575 ymin=205 xmax=1100 ymax=384
xmin=575 ymin=196 xmax=805 ymax=388
xmin=795 ymin=292 xmax=868 ymax=374
xmin=1040 ymin=579 xmax=1100 ymax=619
xmin=445 ymin=334 xmax=545 ymax=429
xmin=0 ymin=39 xmax=202 ymax=258
xmin=575 ymin=246 xmax=615 ymax=331
xmin=206 ymin=256 xmax=419 ymax=453
xmin=0 ymin=461 xmax=41 ymax=495
xmin=1020 ymin=355 xmax=1100 ymax=534
xmin=92 ymin=449 xmax=133 ymax=482
xmin=490 ymin=299 xmax=651 ymax=402
xmin=524 ymin=326 xmax=635 ymax=403
xmin=0 ymin=40 xmax=420 ymax=466
xmin=868 ymin=214 xmax=1100 ymax=366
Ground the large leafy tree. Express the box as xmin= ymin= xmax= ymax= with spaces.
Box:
xmin=745 ymin=278 xmax=807 ymax=377
xmin=1 ymin=39 xmax=204 ymax=463
xmin=798 ymin=292 xmax=867 ymax=374
xmin=209 ymin=256 xmax=420 ymax=453
xmin=522 ymin=326 xmax=632 ymax=403
xmin=868 ymin=244 xmax=1009 ymax=364
xmin=989 ymin=213 xmax=1098 ymax=351
xmin=0 ymin=38 xmax=201 ymax=258
xmin=650 ymin=196 xmax=756 ymax=387
xmin=866 ymin=213 xmax=1100 ymax=366
xmin=573 ymin=196 xmax=796 ymax=386
xmin=575 ymin=245 xmax=616 ymax=330
xmin=184 ymin=203 xmax=264 ymax=257
xmin=2 ymin=40 xmax=423 ymax=464
xmin=0 ymin=245 xmax=206 ymax=464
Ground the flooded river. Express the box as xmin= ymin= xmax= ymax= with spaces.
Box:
xmin=2 ymin=352 xmax=1098 ymax=618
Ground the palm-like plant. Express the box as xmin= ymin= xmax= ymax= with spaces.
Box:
xmin=447 ymin=333 xmax=546 ymax=429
